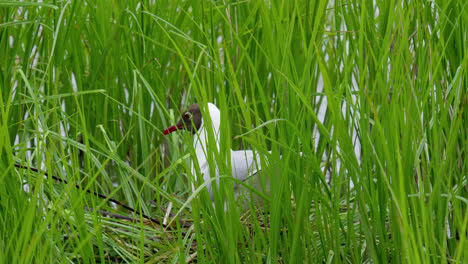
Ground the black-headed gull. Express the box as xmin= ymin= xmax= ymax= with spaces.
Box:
xmin=163 ymin=103 xmax=269 ymax=202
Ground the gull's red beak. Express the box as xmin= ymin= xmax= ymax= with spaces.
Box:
xmin=163 ymin=124 xmax=184 ymax=135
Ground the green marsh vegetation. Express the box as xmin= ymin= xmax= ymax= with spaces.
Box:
xmin=1 ymin=0 xmax=467 ymax=263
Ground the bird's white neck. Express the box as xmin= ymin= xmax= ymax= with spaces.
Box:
xmin=191 ymin=103 xmax=221 ymax=181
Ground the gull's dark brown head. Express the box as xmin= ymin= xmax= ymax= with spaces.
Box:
xmin=163 ymin=103 xmax=202 ymax=135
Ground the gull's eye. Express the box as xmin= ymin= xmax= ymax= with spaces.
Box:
xmin=183 ymin=112 xmax=192 ymax=120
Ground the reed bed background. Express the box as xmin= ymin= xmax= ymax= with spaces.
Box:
xmin=1 ymin=0 xmax=467 ymax=263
